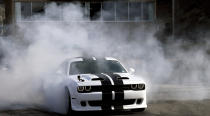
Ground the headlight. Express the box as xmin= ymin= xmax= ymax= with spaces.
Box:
xmin=131 ymin=84 xmax=138 ymax=90
xmin=85 ymin=86 xmax=92 ymax=91
xmin=130 ymin=84 xmax=145 ymax=90
xmin=77 ymin=86 xmax=92 ymax=93
xmin=138 ymin=84 xmax=145 ymax=90
xmin=77 ymin=86 xmax=85 ymax=92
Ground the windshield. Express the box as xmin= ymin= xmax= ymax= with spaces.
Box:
xmin=69 ymin=60 xmax=127 ymax=75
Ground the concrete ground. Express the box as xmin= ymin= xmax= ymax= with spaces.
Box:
xmin=1 ymin=100 xmax=210 ymax=116
xmin=1 ymin=85 xmax=210 ymax=116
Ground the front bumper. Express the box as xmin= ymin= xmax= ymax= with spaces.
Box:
xmin=71 ymin=90 xmax=147 ymax=111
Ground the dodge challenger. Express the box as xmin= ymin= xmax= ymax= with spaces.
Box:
xmin=57 ymin=57 xmax=147 ymax=114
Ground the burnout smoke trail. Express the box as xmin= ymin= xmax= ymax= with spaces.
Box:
xmin=0 ymin=2 xmax=210 ymax=113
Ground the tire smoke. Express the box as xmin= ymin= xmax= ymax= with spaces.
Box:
xmin=0 ymin=3 xmax=210 ymax=113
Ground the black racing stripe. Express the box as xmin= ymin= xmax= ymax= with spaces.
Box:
xmin=106 ymin=73 xmax=124 ymax=110
xmin=82 ymin=57 xmax=94 ymax=61
xmin=94 ymin=74 xmax=112 ymax=110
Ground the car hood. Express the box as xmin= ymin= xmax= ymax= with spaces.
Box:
xmin=69 ymin=73 xmax=145 ymax=85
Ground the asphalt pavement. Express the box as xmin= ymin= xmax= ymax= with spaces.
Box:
xmin=1 ymin=85 xmax=210 ymax=116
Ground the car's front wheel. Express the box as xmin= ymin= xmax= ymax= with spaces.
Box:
xmin=65 ymin=88 xmax=72 ymax=115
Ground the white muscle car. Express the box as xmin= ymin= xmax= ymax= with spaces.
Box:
xmin=57 ymin=57 xmax=147 ymax=114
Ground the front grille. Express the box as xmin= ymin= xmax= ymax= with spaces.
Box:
xmin=88 ymin=99 xmax=136 ymax=106
xmin=77 ymin=84 xmax=145 ymax=93
xmin=90 ymin=84 xmax=145 ymax=92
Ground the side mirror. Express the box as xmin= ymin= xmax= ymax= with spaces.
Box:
xmin=129 ymin=68 xmax=135 ymax=74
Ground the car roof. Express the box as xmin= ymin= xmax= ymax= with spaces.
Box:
xmin=66 ymin=57 xmax=119 ymax=63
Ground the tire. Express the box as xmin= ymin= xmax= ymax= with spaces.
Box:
xmin=65 ymin=88 xmax=72 ymax=115
xmin=132 ymin=108 xmax=146 ymax=112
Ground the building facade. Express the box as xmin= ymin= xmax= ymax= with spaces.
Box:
xmin=2 ymin=0 xmax=177 ymax=37
xmin=0 ymin=0 xmax=4 ymax=35
xmin=14 ymin=0 xmax=156 ymax=23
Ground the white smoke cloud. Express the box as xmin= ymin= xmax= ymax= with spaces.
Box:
xmin=0 ymin=2 xmax=210 ymax=113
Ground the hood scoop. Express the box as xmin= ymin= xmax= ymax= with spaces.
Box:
xmin=117 ymin=77 xmax=129 ymax=80
xmin=92 ymin=78 xmax=104 ymax=81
